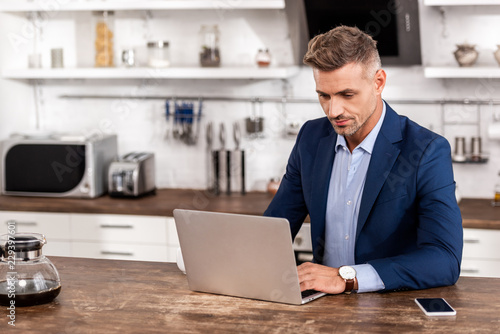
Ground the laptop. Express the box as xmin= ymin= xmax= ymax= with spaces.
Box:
xmin=173 ymin=209 xmax=326 ymax=305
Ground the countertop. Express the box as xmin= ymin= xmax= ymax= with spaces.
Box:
xmin=0 ymin=189 xmax=498 ymax=229
xmin=2 ymin=256 xmax=499 ymax=333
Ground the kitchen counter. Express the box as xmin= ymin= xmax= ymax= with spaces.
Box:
xmin=0 ymin=189 xmax=273 ymax=217
xmin=0 ymin=190 xmax=498 ymax=229
xmin=2 ymin=256 xmax=499 ymax=333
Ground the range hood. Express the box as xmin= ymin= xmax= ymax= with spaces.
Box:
xmin=285 ymin=0 xmax=422 ymax=66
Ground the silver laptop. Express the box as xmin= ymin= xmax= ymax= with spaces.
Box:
xmin=173 ymin=209 xmax=326 ymax=305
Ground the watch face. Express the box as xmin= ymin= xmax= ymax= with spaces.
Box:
xmin=339 ymin=266 xmax=356 ymax=280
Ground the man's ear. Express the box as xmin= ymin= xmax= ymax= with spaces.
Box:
xmin=374 ymin=69 xmax=386 ymax=94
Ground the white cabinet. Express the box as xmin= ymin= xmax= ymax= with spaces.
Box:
xmin=461 ymin=228 xmax=500 ymax=278
xmin=71 ymin=242 xmax=169 ymax=262
xmin=0 ymin=211 xmax=72 ymax=257
xmin=70 ymin=213 xmax=176 ymax=262
xmin=71 ymin=214 xmax=168 ymax=244
xmin=0 ymin=211 xmax=180 ymax=262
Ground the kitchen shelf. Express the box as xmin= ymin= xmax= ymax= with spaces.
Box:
xmin=424 ymin=66 xmax=500 ymax=78
xmin=1 ymin=66 xmax=300 ymax=80
xmin=0 ymin=0 xmax=285 ymax=12
xmin=424 ymin=0 xmax=500 ymax=5
xmin=452 ymin=157 xmax=489 ymax=164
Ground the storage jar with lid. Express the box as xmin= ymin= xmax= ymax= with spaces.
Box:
xmin=93 ymin=11 xmax=115 ymax=67
xmin=256 ymin=49 xmax=271 ymax=67
xmin=0 ymin=232 xmax=61 ymax=306
xmin=199 ymin=25 xmax=221 ymax=67
xmin=147 ymin=41 xmax=170 ymax=68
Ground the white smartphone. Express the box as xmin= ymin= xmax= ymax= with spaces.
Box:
xmin=415 ymin=298 xmax=456 ymax=316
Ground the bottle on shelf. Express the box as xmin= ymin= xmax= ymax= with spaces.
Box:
xmin=494 ymin=172 xmax=500 ymax=207
xmin=199 ymin=25 xmax=221 ymax=67
xmin=255 ymin=48 xmax=271 ymax=67
xmin=147 ymin=41 xmax=170 ymax=68
xmin=93 ymin=11 xmax=115 ymax=67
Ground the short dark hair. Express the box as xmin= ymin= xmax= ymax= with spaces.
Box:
xmin=303 ymin=25 xmax=381 ymax=78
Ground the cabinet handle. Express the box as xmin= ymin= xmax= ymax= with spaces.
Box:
xmin=295 ymin=236 xmax=303 ymax=246
xmin=461 ymin=268 xmax=480 ymax=274
xmin=99 ymin=224 xmax=133 ymax=229
xmin=464 ymin=239 xmax=480 ymax=244
xmin=5 ymin=220 xmax=38 ymax=226
xmin=101 ymin=251 xmax=134 ymax=256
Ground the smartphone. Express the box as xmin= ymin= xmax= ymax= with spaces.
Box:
xmin=415 ymin=298 xmax=456 ymax=316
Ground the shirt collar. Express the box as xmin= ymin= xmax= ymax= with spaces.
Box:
xmin=335 ymin=101 xmax=387 ymax=154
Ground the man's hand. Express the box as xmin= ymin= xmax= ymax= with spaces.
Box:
xmin=297 ymin=262 xmax=358 ymax=294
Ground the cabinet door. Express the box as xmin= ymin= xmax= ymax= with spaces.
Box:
xmin=463 ymin=228 xmax=500 ymax=260
xmin=461 ymin=258 xmax=500 ymax=278
xmin=71 ymin=241 xmax=168 ymax=262
xmin=70 ymin=213 xmax=168 ymax=244
xmin=0 ymin=211 xmax=72 ymax=257
xmin=166 ymin=217 xmax=179 ymax=247
xmin=0 ymin=211 xmax=71 ymax=239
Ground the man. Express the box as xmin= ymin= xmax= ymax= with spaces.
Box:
xmin=264 ymin=26 xmax=463 ymax=294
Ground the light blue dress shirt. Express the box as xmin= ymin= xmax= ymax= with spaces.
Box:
xmin=324 ymin=102 xmax=387 ymax=293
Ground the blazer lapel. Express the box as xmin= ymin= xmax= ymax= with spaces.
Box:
xmin=356 ymin=104 xmax=402 ymax=241
xmin=309 ymin=129 xmax=337 ymax=261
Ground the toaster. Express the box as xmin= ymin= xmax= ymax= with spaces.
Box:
xmin=108 ymin=152 xmax=155 ymax=197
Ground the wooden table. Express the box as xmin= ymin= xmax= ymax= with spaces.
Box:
xmin=2 ymin=257 xmax=499 ymax=333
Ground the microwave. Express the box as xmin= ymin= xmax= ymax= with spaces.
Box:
xmin=0 ymin=133 xmax=117 ymax=198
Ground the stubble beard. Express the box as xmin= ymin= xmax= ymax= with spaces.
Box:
xmin=330 ymin=103 xmax=377 ymax=137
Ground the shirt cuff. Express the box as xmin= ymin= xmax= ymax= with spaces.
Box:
xmin=351 ymin=264 xmax=385 ymax=293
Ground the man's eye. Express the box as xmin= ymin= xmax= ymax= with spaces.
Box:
xmin=318 ymin=93 xmax=329 ymax=98
xmin=343 ymin=94 xmax=354 ymax=98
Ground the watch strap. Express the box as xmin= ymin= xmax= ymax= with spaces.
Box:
xmin=344 ymin=278 xmax=354 ymax=294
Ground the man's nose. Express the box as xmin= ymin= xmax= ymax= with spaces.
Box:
xmin=328 ymin=100 xmax=343 ymax=119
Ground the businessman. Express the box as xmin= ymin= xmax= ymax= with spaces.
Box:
xmin=264 ymin=26 xmax=463 ymax=294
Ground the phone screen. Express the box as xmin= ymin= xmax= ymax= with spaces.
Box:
xmin=415 ymin=298 xmax=456 ymax=316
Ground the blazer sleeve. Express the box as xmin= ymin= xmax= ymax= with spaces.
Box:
xmin=368 ymin=136 xmax=463 ymax=291
xmin=264 ymin=123 xmax=310 ymax=238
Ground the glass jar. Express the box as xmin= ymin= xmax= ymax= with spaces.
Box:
xmin=147 ymin=41 xmax=170 ymax=68
xmin=199 ymin=25 xmax=221 ymax=67
xmin=494 ymin=172 xmax=500 ymax=207
xmin=256 ymin=48 xmax=271 ymax=67
xmin=93 ymin=11 xmax=115 ymax=67
xmin=0 ymin=233 xmax=61 ymax=307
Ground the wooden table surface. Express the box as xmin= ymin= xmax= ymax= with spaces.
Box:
xmin=0 ymin=189 xmax=499 ymax=229
xmin=1 ymin=257 xmax=499 ymax=334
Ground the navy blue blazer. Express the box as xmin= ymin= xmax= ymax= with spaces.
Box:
xmin=264 ymin=103 xmax=463 ymax=291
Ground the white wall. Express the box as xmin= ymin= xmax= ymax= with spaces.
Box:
xmin=0 ymin=1 xmax=499 ymax=199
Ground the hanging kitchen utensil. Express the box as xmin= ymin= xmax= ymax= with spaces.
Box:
xmin=192 ymin=97 xmax=203 ymax=145
xmin=245 ymin=99 xmax=264 ymax=138
xmin=218 ymin=123 xmax=231 ymax=195
xmin=231 ymin=122 xmax=245 ymax=195
xmin=206 ymin=121 xmax=214 ymax=191
xmin=171 ymin=98 xmax=180 ymax=140
xmin=164 ymin=99 xmax=170 ymax=139
xmin=168 ymin=99 xmax=202 ymax=145
xmin=213 ymin=123 xmax=226 ymax=196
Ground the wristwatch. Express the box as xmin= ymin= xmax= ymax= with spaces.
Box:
xmin=338 ymin=265 xmax=356 ymax=294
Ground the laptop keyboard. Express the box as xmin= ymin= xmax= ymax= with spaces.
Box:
xmin=301 ymin=289 xmax=320 ymax=298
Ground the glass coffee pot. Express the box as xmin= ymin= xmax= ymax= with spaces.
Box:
xmin=0 ymin=233 xmax=61 ymax=306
